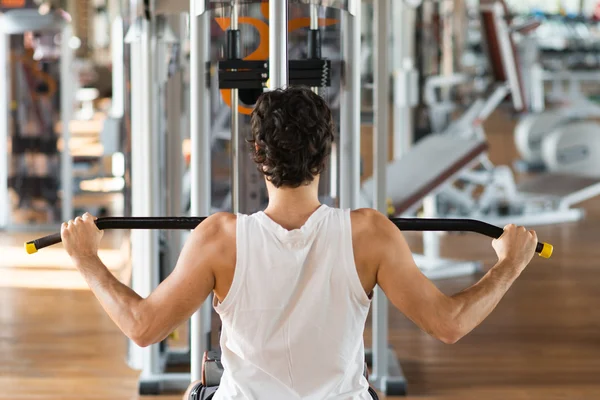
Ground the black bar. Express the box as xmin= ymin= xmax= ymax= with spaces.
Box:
xmin=26 ymin=216 xmax=548 ymax=256
xmin=219 ymin=60 xmax=267 ymax=70
xmin=289 ymin=70 xmax=328 ymax=79
xmin=220 ymin=79 xmax=329 ymax=90
xmin=219 ymin=70 xmax=326 ymax=83
xmin=219 ymin=59 xmax=329 ymax=71
xmin=219 ymin=70 xmax=267 ymax=81
xmin=219 ymin=81 xmax=266 ymax=89
xmin=226 ymin=30 xmax=241 ymax=60
xmin=307 ymin=29 xmax=321 ymax=59
xmin=289 ymin=59 xmax=330 ymax=70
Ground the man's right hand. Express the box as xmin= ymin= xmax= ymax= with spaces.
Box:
xmin=492 ymin=224 xmax=538 ymax=273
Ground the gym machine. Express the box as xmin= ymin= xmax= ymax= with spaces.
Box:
xmin=205 ymin=0 xmax=343 ymax=215
xmin=187 ymin=0 xmax=363 ymax=392
xmin=514 ymin=65 xmax=600 ymax=178
xmin=124 ymin=0 xmax=191 ymax=392
xmin=433 ymin=0 xmax=600 ymax=227
xmin=0 ymin=8 xmax=74 ymax=231
xmin=509 ymin=9 xmax=600 ymax=177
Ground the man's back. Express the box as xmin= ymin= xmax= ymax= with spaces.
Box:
xmin=213 ymin=205 xmax=373 ymax=400
xmin=60 ymin=87 xmax=539 ymax=400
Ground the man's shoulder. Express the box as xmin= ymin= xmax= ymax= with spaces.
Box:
xmin=206 ymin=212 xmax=237 ymax=228
xmin=191 ymin=212 xmax=237 ymax=246
xmin=349 ymin=208 xmax=388 ymax=244
xmin=350 ymin=208 xmax=387 ymax=230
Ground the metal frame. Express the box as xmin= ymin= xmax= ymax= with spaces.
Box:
xmin=230 ymin=2 xmax=241 ymax=214
xmin=126 ymin=14 xmax=193 ymax=392
xmin=339 ymin=0 xmax=361 ymax=209
xmin=61 ymin=24 xmax=74 ymax=223
xmin=164 ymin=15 xmax=187 ymax=272
xmin=126 ymin=14 xmax=163 ymax=382
xmin=189 ymin=0 xmax=212 ymax=385
xmin=0 ymin=28 xmax=9 ymax=229
xmin=488 ymin=3 xmax=524 ymax=112
xmin=269 ymin=0 xmax=289 ymax=90
xmin=111 ymin=16 xmax=126 ymax=118
xmin=0 ymin=12 xmax=73 ymax=231
xmin=187 ymin=0 xmax=364 ymax=388
xmin=370 ymin=0 xmax=407 ymax=394
xmin=391 ymin=0 xmax=418 ymax=159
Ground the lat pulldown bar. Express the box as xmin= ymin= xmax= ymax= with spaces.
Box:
xmin=25 ymin=217 xmax=554 ymax=258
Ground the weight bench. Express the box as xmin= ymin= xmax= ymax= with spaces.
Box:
xmin=360 ymin=133 xmax=487 ymax=280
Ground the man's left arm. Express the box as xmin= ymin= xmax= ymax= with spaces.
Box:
xmin=63 ymin=213 xmax=229 ymax=347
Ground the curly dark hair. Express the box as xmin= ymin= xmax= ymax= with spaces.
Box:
xmin=248 ymin=86 xmax=335 ymax=188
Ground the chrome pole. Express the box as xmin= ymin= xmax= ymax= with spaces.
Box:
xmin=339 ymin=1 xmax=361 ymax=210
xmin=268 ymin=0 xmax=288 ymax=89
xmin=189 ymin=0 xmax=212 ymax=382
xmin=372 ymin=0 xmax=390 ymax=386
xmin=231 ymin=1 xmax=240 ymax=214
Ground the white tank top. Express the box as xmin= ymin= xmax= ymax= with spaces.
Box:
xmin=213 ymin=205 xmax=372 ymax=400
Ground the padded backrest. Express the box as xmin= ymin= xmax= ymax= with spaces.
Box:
xmin=479 ymin=0 xmax=526 ymax=112
xmin=360 ymin=134 xmax=488 ymax=214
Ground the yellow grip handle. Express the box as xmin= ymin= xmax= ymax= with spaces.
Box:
xmin=538 ymin=243 xmax=553 ymax=259
xmin=25 ymin=242 xmax=38 ymax=254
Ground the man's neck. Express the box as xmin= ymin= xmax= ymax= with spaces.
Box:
xmin=263 ymin=180 xmax=322 ymax=230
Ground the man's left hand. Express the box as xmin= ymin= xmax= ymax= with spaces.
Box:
xmin=61 ymin=212 xmax=104 ymax=262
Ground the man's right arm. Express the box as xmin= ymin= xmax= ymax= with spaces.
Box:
xmin=364 ymin=210 xmax=537 ymax=344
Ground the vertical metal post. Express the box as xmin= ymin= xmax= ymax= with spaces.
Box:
xmin=339 ymin=2 xmax=361 ymax=210
xmin=531 ymin=63 xmax=545 ymax=113
xmin=372 ymin=0 xmax=389 ymax=386
xmin=60 ymin=24 xmax=74 ymax=222
xmin=309 ymin=0 xmax=319 ymax=95
xmin=145 ymin=16 xmax=162 ymax=376
xmin=166 ymin=69 xmax=184 ymax=264
xmin=155 ymin=21 xmax=165 ymax=220
xmin=126 ymin=18 xmax=144 ymax=372
xmin=126 ymin=16 xmax=161 ymax=378
xmin=0 ymin=27 xmax=9 ymax=228
xmin=165 ymin=15 xmax=185 ymax=271
xmin=310 ymin=1 xmax=318 ymax=29
xmin=422 ymin=195 xmax=439 ymax=258
xmin=392 ymin=1 xmax=417 ymax=159
xmin=231 ymin=1 xmax=240 ymax=214
xmin=269 ymin=0 xmax=288 ymax=89
xmin=111 ymin=16 xmax=125 ymax=118
xmin=190 ymin=0 xmax=212 ymax=382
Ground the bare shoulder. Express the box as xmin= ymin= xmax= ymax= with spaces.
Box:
xmin=196 ymin=212 xmax=236 ymax=233
xmin=350 ymin=208 xmax=393 ymax=241
xmin=350 ymin=208 xmax=406 ymax=263
xmin=189 ymin=212 xmax=237 ymax=254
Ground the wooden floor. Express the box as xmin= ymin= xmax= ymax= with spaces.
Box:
xmin=2 ymin=115 xmax=600 ymax=399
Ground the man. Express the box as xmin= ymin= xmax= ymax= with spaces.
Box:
xmin=62 ymin=86 xmax=538 ymax=400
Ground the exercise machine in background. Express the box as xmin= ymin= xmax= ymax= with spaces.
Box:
xmin=371 ymin=0 xmax=600 ymax=229
xmin=0 ymin=8 xmax=74 ymax=231
xmin=515 ymin=25 xmax=600 ymax=178
xmin=187 ymin=0 xmax=366 ymax=393
xmin=124 ymin=0 xmax=191 ymax=392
